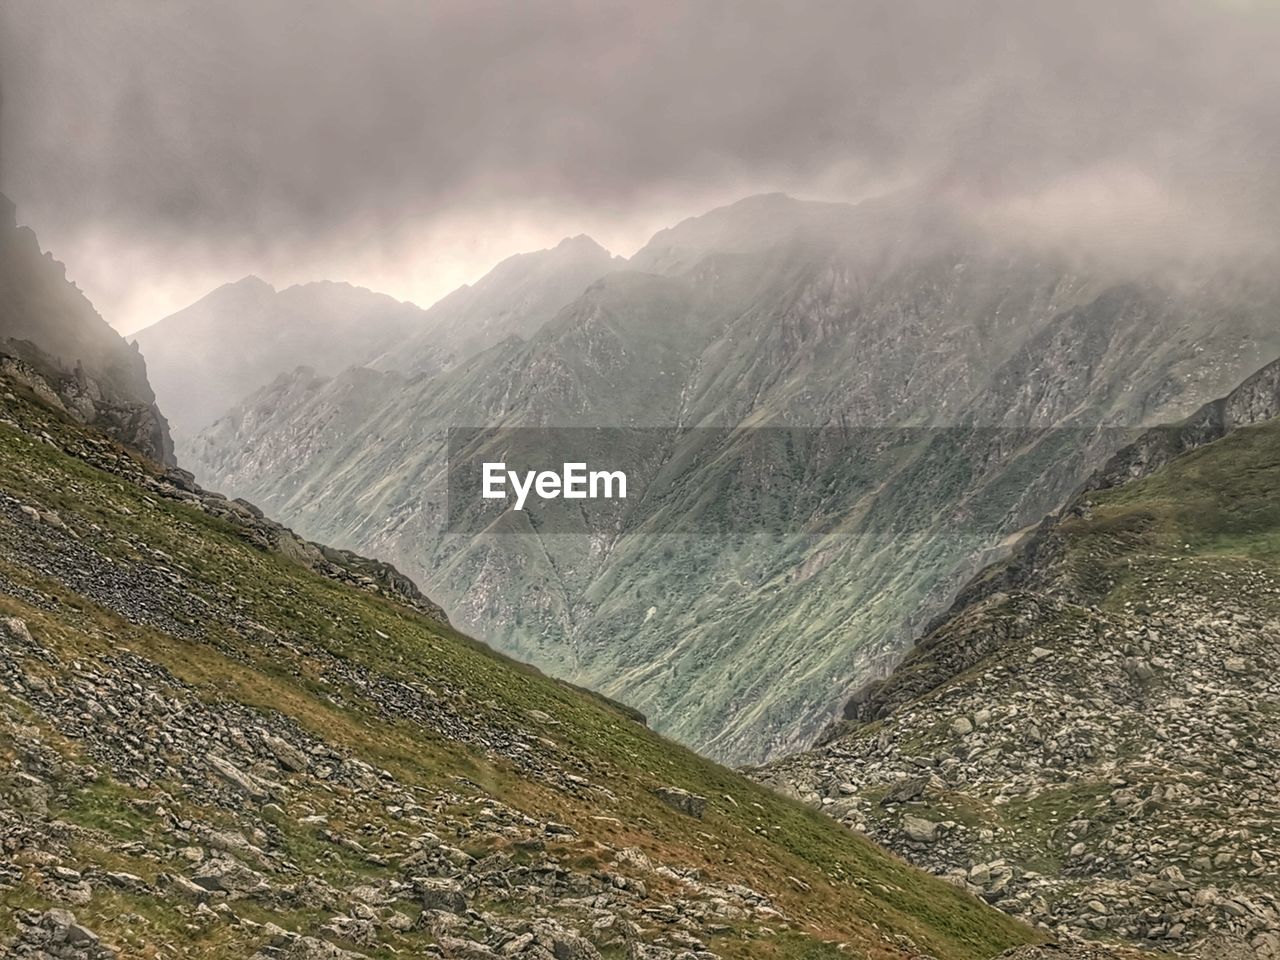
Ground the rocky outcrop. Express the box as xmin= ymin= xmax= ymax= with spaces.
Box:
xmin=7 ymin=908 xmax=117 ymax=958
xmin=0 ymin=366 xmax=446 ymax=623
xmin=0 ymin=195 xmax=172 ymax=463
xmin=1088 ymin=355 xmax=1280 ymax=492
xmin=0 ymin=346 xmax=171 ymax=466
xmin=827 ymin=355 xmax=1280 ymax=734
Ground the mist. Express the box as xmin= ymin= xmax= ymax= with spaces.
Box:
xmin=2 ymin=0 xmax=1278 ymax=332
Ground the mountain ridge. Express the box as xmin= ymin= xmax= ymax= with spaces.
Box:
xmin=182 ymin=193 xmax=1280 ymax=765
xmin=131 ymin=277 xmax=434 ymax=442
xmin=368 ymin=233 xmax=620 ymax=376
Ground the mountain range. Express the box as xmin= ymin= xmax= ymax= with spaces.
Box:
xmin=169 ymin=193 xmax=1280 ymax=766
xmin=5 ymin=183 xmax=1280 ymax=958
xmin=131 ymin=236 xmax=619 ymax=446
xmin=130 ymin=277 xmax=430 ymax=442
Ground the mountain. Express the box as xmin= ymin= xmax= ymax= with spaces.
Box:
xmin=135 ymin=236 xmax=618 ymax=447
xmin=183 ymin=193 xmax=1280 ymax=766
xmin=0 ymin=351 xmax=1034 ymax=960
xmin=0 ymin=194 xmax=171 ymax=463
xmin=627 ymin=193 xmax=855 ymax=275
xmin=130 ymin=277 xmax=432 ymax=442
xmin=754 ymin=358 xmax=1280 ymax=952
xmin=371 ymin=234 xmax=620 ymax=374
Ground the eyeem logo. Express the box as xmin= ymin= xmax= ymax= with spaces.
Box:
xmin=482 ymin=462 xmax=627 ymax=511
xmin=447 ymin=425 xmax=1143 ymax=534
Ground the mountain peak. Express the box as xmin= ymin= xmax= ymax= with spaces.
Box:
xmin=555 ymin=233 xmax=609 ymax=255
xmin=228 ymin=274 xmax=276 ymax=293
xmin=628 ymin=193 xmax=852 ymax=274
xmin=369 ymin=232 xmax=620 ymax=374
xmin=131 ymin=276 xmax=430 ymax=439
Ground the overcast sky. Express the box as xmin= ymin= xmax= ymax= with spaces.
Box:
xmin=2 ymin=0 xmax=1278 ymax=333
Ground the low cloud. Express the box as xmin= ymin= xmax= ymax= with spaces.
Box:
xmin=2 ymin=0 xmax=1278 ymax=330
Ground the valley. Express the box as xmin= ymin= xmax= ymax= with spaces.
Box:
xmin=176 ymin=195 xmax=1280 ymax=765
xmin=5 ymin=6 xmax=1280 ymax=957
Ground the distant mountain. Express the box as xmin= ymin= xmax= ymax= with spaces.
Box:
xmin=755 ymin=357 xmax=1280 ymax=950
xmin=371 ymin=234 xmax=619 ymax=374
xmin=131 ymin=277 xmax=431 ymax=441
xmin=628 ymin=193 xmax=854 ymax=275
xmin=136 ymin=236 xmax=618 ymax=446
xmin=186 ymin=193 xmax=1280 ymax=765
xmin=0 ymin=193 xmax=172 ymax=462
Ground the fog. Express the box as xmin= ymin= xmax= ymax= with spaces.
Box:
xmin=2 ymin=0 xmax=1277 ymax=332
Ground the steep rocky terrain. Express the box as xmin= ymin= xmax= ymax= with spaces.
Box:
xmin=0 ymin=194 xmax=171 ymax=463
xmin=755 ymin=359 xmax=1280 ymax=954
xmin=184 ymin=193 xmax=1280 ymax=766
xmin=0 ymin=363 xmax=1034 ymax=960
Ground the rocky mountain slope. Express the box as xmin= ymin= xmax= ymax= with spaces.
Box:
xmin=0 ymin=194 xmax=171 ymax=463
xmin=754 ymin=358 xmax=1280 ymax=954
xmin=0 ymin=364 xmax=1034 ymax=960
xmin=183 ymin=193 xmax=1280 ymax=766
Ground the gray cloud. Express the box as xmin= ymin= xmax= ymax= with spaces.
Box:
xmin=2 ymin=0 xmax=1279 ymax=330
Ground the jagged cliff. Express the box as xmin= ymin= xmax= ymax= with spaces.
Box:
xmin=0 ymin=194 xmax=172 ymax=463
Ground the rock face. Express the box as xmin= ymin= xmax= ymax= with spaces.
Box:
xmin=0 ymin=366 xmax=1032 ymax=960
xmin=7 ymin=908 xmax=116 ymax=958
xmin=830 ymin=355 xmax=1280 ymax=731
xmin=0 ymin=195 xmax=172 ymax=463
xmin=653 ymin=787 xmax=708 ymax=819
xmin=754 ymin=365 xmax=1280 ymax=955
xmin=185 ymin=193 xmax=1280 ymax=766
xmin=1088 ymin=356 xmax=1280 ymax=492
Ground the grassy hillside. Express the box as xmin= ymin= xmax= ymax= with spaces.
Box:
xmin=0 ymin=377 xmax=1032 ymax=959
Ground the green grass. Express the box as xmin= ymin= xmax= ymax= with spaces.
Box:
xmin=1077 ymin=420 xmax=1280 ymax=558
